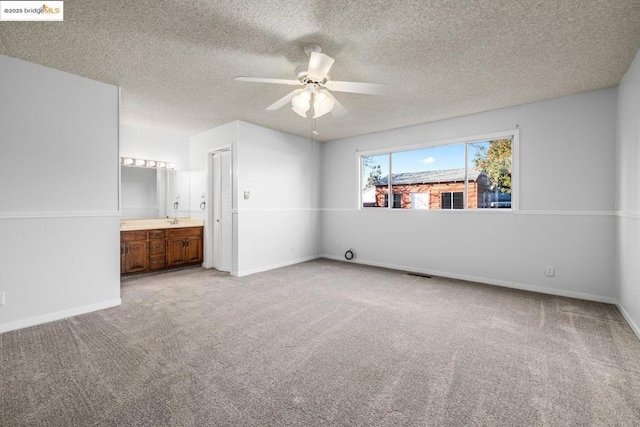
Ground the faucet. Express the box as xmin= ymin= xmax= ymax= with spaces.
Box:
xmin=169 ymin=218 xmax=180 ymax=225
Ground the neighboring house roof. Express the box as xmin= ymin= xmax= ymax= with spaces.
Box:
xmin=375 ymin=167 xmax=482 ymax=186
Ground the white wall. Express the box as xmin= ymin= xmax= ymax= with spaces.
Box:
xmin=0 ymin=55 xmax=120 ymax=333
xmin=616 ymin=49 xmax=640 ymax=336
xmin=321 ymin=88 xmax=617 ymax=302
xmin=189 ymin=121 xmax=239 ymax=171
xmin=120 ymin=124 xmax=189 ymax=170
xmin=235 ymin=121 xmax=321 ymax=275
xmin=189 ymin=121 xmax=321 ymax=276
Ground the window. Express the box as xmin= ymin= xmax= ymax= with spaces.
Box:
xmin=361 ymin=154 xmax=388 ymax=208
xmin=384 ymin=193 xmax=402 ymax=208
xmin=360 ymin=132 xmax=515 ymax=210
xmin=441 ymin=192 xmax=463 ymax=209
xmin=467 ymin=139 xmax=512 ymax=209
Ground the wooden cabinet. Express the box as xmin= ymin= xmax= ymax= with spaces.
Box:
xmin=185 ymin=235 xmax=203 ymax=263
xmin=120 ymin=226 xmax=203 ymax=276
xmin=121 ymin=231 xmax=149 ymax=274
xmin=167 ymin=239 xmax=186 ymax=267
xmin=148 ymin=229 xmax=167 ymax=271
xmin=166 ymin=227 xmax=204 ymax=268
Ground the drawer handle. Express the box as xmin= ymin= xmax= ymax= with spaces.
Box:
xmin=152 ymin=245 xmax=163 ymax=249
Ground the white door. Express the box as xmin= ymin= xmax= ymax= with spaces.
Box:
xmin=211 ymin=149 xmax=232 ymax=272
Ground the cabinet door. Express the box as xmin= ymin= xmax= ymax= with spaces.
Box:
xmin=184 ymin=237 xmax=203 ymax=264
xmin=167 ymin=239 xmax=186 ymax=267
xmin=125 ymin=241 xmax=149 ymax=273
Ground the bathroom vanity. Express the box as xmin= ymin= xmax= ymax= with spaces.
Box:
xmin=120 ymin=219 xmax=204 ymax=276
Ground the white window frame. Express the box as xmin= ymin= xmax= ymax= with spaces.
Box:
xmin=357 ymin=128 xmax=519 ymax=211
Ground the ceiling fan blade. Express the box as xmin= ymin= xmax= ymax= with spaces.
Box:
xmin=266 ymin=89 xmax=304 ymax=111
xmin=324 ymin=80 xmax=387 ymax=95
xmin=326 ymin=92 xmax=348 ymax=116
xmin=234 ymin=76 xmax=301 ymax=86
xmin=308 ymin=52 xmax=335 ymax=82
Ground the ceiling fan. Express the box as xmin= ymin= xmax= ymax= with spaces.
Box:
xmin=234 ymin=45 xmax=386 ymax=119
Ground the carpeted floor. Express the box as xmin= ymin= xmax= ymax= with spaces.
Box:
xmin=2 ymin=259 xmax=640 ymax=426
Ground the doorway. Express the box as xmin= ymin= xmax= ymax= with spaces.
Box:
xmin=209 ymin=149 xmax=232 ymax=272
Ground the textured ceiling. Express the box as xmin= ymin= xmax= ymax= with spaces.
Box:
xmin=1 ymin=0 xmax=639 ymax=142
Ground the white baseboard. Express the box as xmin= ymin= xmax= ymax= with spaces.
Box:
xmin=233 ymin=255 xmax=321 ymax=277
xmin=0 ymin=298 xmax=122 ymax=334
xmin=319 ymin=254 xmax=617 ymax=305
xmin=616 ymin=304 xmax=640 ymax=340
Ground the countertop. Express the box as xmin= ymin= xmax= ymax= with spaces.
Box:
xmin=120 ymin=218 xmax=204 ymax=231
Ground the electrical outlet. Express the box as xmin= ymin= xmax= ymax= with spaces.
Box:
xmin=545 ymin=266 xmax=555 ymax=277
xmin=0 ymin=291 xmax=5 ymax=306
xmin=243 ymin=191 xmax=250 ymax=200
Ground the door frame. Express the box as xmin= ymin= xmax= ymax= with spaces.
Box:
xmin=206 ymin=146 xmax=234 ymax=271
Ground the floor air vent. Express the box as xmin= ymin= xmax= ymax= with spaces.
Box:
xmin=406 ymin=272 xmax=432 ymax=279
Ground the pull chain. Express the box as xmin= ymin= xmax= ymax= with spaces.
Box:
xmin=311 ymin=117 xmax=317 ymax=149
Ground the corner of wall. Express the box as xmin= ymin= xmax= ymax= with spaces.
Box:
xmin=617 ymin=303 xmax=640 ymax=340
xmin=614 ymin=47 xmax=640 ymax=340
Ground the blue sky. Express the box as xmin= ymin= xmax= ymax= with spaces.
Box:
xmin=393 ymin=144 xmax=465 ymax=173
xmin=362 ymin=142 xmax=491 ymax=183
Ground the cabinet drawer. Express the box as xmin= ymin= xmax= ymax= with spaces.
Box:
xmin=121 ymin=231 xmax=148 ymax=242
xmin=149 ymin=240 xmax=166 ymax=255
xmin=149 ymin=255 xmax=166 ymax=270
xmin=167 ymin=227 xmax=203 ymax=238
xmin=149 ymin=230 xmax=166 ymax=239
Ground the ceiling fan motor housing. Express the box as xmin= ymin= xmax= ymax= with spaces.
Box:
xmin=295 ymin=65 xmax=328 ymax=86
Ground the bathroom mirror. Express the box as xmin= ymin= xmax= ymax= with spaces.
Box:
xmin=121 ymin=166 xmax=191 ymax=219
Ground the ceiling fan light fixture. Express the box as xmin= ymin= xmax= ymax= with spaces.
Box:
xmin=291 ymin=91 xmax=311 ymax=117
xmin=292 ymin=105 xmax=308 ymax=118
xmin=313 ymin=90 xmax=335 ymax=118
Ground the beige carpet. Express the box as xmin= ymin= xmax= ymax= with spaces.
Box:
xmin=1 ymin=259 xmax=639 ymax=426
